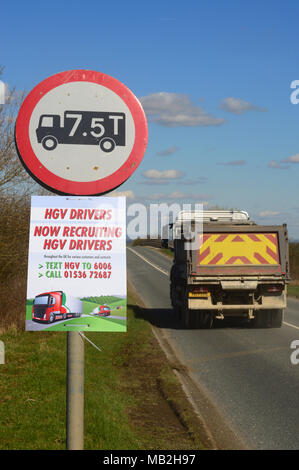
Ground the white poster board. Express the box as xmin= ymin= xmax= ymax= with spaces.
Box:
xmin=26 ymin=196 xmax=126 ymax=332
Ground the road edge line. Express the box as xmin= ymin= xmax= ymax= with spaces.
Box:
xmin=128 ymin=247 xmax=168 ymax=275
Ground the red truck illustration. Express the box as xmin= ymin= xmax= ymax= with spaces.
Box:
xmin=32 ymin=291 xmax=82 ymax=323
xmin=92 ymin=305 xmax=111 ymax=317
xmin=99 ymin=305 xmax=111 ymax=316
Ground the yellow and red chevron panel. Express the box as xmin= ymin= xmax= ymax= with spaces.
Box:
xmin=198 ymin=233 xmax=280 ymax=265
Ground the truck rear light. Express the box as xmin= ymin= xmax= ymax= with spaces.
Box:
xmin=266 ymin=285 xmax=283 ymax=293
xmin=191 ymin=286 xmax=209 ymax=293
xmin=189 ymin=286 xmax=211 ymax=298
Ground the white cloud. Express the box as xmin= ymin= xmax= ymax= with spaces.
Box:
xmin=180 ymin=176 xmax=208 ymax=185
xmin=148 ymin=192 xmax=212 ymax=203
xmin=217 ymin=160 xmax=246 ymax=166
xmin=109 ymin=190 xmax=135 ymax=199
xmin=142 ymin=169 xmax=184 ymax=180
xmin=282 ymin=153 xmax=299 ymax=163
xmin=140 ymin=170 xmax=207 ymax=186
xmin=219 ymin=97 xmax=267 ymax=115
xmin=258 ymin=211 xmax=280 ymax=217
xmin=140 ymin=92 xmax=225 ymax=127
xmin=268 ymin=160 xmax=289 ymax=169
xmin=156 ymin=146 xmax=179 ymax=156
xmin=140 ymin=180 xmax=171 ymax=185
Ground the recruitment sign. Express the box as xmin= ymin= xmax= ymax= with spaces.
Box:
xmin=26 ymin=196 xmax=126 ymax=332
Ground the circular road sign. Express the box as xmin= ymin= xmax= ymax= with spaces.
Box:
xmin=15 ymin=70 xmax=148 ymax=195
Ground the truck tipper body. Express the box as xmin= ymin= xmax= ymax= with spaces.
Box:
xmin=32 ymin=291 xmax=82 ymax=323
xmin=169 ymin=210 xmax=289 ymax=328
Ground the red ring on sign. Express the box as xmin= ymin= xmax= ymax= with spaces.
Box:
xmin=15 ymin=70 xmax=148 ymax=195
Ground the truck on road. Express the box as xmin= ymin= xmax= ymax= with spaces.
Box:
xmin=169 ymin=210 xmax=289 ymax=329
xmin=32 ymin=291 xmax=82 ymax=323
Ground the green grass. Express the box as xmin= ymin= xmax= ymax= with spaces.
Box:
xmin=45 ymin=316 xmax=126 ymax=332
xmin=287 ymin=284 xmax=299 ymax=298
xmin=0 ymin=299 xmax=144 ymax=449
xmin=0 ymin=295 xmax=204 ymax=450
xmin=81 ymin=295 xmax=124 ymax=304
xmin=159 ymin=247 xmax=174 ymax=258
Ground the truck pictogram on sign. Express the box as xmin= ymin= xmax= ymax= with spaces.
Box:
xmin=36 ymin=111 xmax=126 ymax=152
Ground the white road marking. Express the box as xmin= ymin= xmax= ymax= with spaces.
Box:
xmin=128 ymin=247 xmax=169 ymax=276
xmin=283 ymin=321 xmax=299 ymax=331
xmin=128 ymin=247 xmax=299 ymax=330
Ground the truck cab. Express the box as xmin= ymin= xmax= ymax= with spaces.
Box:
xmin=32 ymin=291 xmax=66 ymax=323
xmin=32 ymin=291 xmax=82 ymax=323
xmin=98 ymin=305 xmax=111 ymax=316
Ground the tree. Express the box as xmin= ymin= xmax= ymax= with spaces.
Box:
xmin=0 ymin=68 xmax=48 ymax=329
xmin=0 ymin=68 xmax=30 ymax=195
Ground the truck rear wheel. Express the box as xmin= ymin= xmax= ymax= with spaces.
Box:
xmin=181 ymin=298 xmax=194 ymax=329
xmin=251 ymin=311 xmax=269 ymax=328
xmin=270 ymin=309 xmax=283 ymax=328
xmin=172 ymin=304 xmax=181 ymax=321
xmin=170 ymin=278 xmax=183 ymax=321
xmin=182 ymin=308 xmax=191 ymax=329
xmin=251 ymin=309 xmax=283 ymax=328
xmin=197 ymin=311 xmax=214 ymax=329
xmin=181 ymin=302 xmax=213 ymax=329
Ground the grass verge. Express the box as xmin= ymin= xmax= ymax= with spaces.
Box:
xmin=158 ymin=247 xmax=174 ymax=259
xmin=288 ymin=283 xmax=299 ymax=299
xmin=0 ymin=293 xmax=205 ymax=450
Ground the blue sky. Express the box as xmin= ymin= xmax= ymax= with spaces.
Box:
xmin=2 ymin=0 xmax=299 ymax=237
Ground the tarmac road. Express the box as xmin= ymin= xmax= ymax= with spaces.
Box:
xmin=127 ymin=245 xmax=299 ymax=450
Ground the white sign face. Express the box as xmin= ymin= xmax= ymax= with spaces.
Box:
xmin=15 ymin=70 xmax=148 ymax=195
xmin=26 ymin=196 xmax=127 ymax=332
xmin=28 ymin=82 xmax=135 ymax=182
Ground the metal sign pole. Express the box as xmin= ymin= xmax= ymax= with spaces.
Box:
xmin=66 ymin=331 xmax=84 ymax=450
